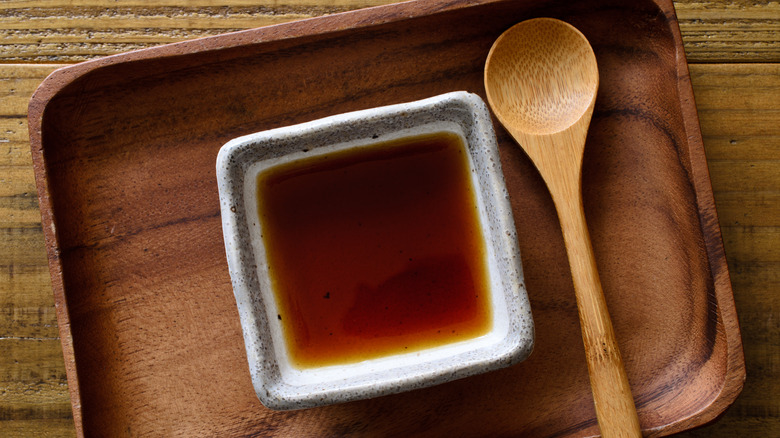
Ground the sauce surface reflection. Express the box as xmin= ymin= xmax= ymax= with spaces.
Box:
xmin=257 ymin=132 xmax=492 ymax=368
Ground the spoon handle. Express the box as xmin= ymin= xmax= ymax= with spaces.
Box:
xmin=555 ymin=194 xmax=642 ymax=437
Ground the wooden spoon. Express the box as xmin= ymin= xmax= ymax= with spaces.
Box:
xmin=484 ymin=18 xmax=642 ymax=437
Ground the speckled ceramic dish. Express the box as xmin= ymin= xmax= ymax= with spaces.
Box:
xmin=216 ymin=91 xmax=534 ymax=410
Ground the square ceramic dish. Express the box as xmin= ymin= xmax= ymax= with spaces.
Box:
xmin=216 ymin=91 xmax=534 ymax=410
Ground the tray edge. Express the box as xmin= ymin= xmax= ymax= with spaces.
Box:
xmin=25 ymin=0 xmax=746 ymax=435
xmin=648 ymin=0 xmax=746 ymax=435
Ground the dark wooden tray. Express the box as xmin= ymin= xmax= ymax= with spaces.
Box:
xmin=28 ymin=0 xmax=744 ymax=436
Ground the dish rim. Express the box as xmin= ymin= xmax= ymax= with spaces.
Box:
xmin=215 ymin=90 xmax=535 ymax=410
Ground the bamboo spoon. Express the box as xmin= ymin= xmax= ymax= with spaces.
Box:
xmin=484 ymin=18 xmax=641 ymax=437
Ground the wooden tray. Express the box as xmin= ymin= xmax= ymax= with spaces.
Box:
xmin=28 ymin=0 xmax=745 ymax=436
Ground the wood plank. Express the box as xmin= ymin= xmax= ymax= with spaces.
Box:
xmin=0 ymin=0 xmax=395 ymax=8
xmin=720 ymin=226 xmax=780 ymax=263
xmin=0 ymin=167 xmax=39 ymax=203
xmin=697 ymin=136 xmax=779 ymax=162
xmin=691 ymin=64 xmax=780 ymax=163
xmin=0 ymin=70 xmax=61 ymax=210
xmin=689 ymin=63 xmax=780 ymax=251
xmin=709 ymin=161 xmax=780 ymax=193
xmin=0 ymin=226 xmax=49 ymax=272
xmin=677 ymin=62 xmax=780 ymax=437
xmin=0 ymin=224 xmax=57 ymax=342
xmin=0 ymin=169 xmax=41 ymax=227
xmin=0 ymin=419 xmax=76 ymax=438
xmin=0 ymin=0 xmax=398 ymax=62
xmin=0 ymin=263 xmax=55 ymax=339
xmin=0 ymin=1 xmax=778 ymax=62
xmin=681 ymin=259 xmax=780 ymax=436
xmin=0 ymin=339 xmax=67 ymax=382
xmin=675 ymin=0 xmax=780 ymax=62
xmin=0 ymin=339 xmax=72 ymax=427
xmin=0 ymin=119 xmax=34 ymax=167
xmin=0 ymin=63 xmax=72 ymax=433
xmin=1 ymin=86 xmax=52 ymax=117
xmin=712 ymin=191 xmax=780 ymax=228
xmin=0 ymin=65 xmax=58 ymax=340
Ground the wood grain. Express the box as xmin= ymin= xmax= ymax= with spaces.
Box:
xmin=0 ymin=1 xmax=777 ymax=437
xmin=676 ymin=63 xmax=779 ymax=438
xmin=674 ymin=1 xmax=780 ymax=63
xmin=21 ymin=0 xmax=742 ymax=436
xmin=0 ymin=63 xmax=72 ymax=436
xmin=0 ymin=0 xmax=394 ymax=62
xmin=0 ymin=0 xmax=778 ymax=62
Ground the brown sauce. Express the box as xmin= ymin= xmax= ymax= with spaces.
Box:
xmin=257 ymin=131 xmax=492 ymax=368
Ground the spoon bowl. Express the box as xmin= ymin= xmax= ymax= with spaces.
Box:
xmin=485 ymin=18 xmax=642 ymax=437
xmin=485 ymin=18 xmax=598 ymax=136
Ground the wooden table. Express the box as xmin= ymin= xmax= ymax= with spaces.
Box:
xmin=1 ymin=0 xmax=777 ymax=436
